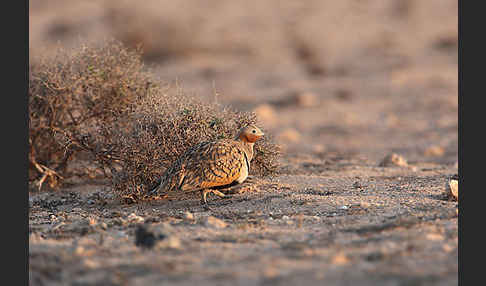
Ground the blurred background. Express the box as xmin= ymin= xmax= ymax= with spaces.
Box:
xmin=29 ymin=0 xmax=458 ymax=166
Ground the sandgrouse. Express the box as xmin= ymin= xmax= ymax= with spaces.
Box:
xmin=149 ymin=125 xmax=264 ymax=204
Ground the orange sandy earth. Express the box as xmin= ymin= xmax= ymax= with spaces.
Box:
xmin=29 ymin=1 xmax=458 ymax=285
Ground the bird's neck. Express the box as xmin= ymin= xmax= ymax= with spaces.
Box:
xmin=241 ymin=141 xmax=254 ymax=162
xmin=235 ymin=133 xmax=255 ymax=161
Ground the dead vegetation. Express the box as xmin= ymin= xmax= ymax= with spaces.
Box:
xmin=28 ymin=39 xmax=281 ymax=199
xmin=101 ymin=85 xmax=281 ymax=201
xmin=29 ymin=39 xmax=152 ymax=190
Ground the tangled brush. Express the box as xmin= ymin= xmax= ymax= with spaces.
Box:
xmin=29 ymin=39 xmax=280 ymax=200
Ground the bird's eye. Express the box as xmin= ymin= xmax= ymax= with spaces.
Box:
xmin=252 ymin=130 xmax=256 ymax=133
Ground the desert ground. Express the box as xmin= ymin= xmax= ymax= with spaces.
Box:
xmin=29 ymin=1 xmax=458 ymax=285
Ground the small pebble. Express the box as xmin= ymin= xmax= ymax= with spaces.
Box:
xmin=442 ymin=244 xmax=454 ymax=253
xmin=426 ymin=233 xmax=444 ymax=241
xmin=202 ymin=216 xmax=227 ymax=229
xmin=82 ymin=259 xmax=100 ymax=269
xmin=331 ymin=252 xmax=349 ymax=266
xmin=446 ymin=178 xmax=458 ymax=201
xmin=135 ymin=225 xmax=164 ymax=249
xmin=424 ymin=145 xmax=445 ymax=157
xmin=127 ymin=213 xmax=145 ymax=223
xmin=74 ymin=246 xmax=86 ymax=256
xmin=359 ymin=202 xmax=371 ymax=208
xmin=182 ymin=211 xmax=194 ymax=221
xmin=156 ymin=236 xmax=182 ymax=250
xmin=379 ymin=153 xmax=408 ymax=167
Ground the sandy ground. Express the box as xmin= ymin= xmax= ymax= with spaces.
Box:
xmin=29 ymin=1 xmax=458 ymax=285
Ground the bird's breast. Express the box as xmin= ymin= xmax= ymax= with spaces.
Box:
xmin=236 ymin=152 xmax=250 ymax=184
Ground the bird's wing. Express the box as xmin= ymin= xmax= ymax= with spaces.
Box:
xmin=179 ymin=140 xmax=246 ymax=191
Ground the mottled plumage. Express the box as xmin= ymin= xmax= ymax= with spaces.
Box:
xmin=150 ymin=125 xmax=264 ymax=204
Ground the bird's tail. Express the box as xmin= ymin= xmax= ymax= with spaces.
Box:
xmin=145 ymin=166 xmax=186 ymax=200
xmin=148 ymin=180 xmax=164 ymax=196
xmin=146 ymin=172 xmax=171 ymax=198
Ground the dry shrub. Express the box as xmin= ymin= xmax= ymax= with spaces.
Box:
xmin=29 ymin=39 xmax=281 ymax=198
xmin=29 ymin=39 xmax=157 ymax=189
xmin=94 ymin=84 xmax=281 ymax=200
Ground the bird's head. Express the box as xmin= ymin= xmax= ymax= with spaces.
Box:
xmin=236 ymin=124 xmax=264 ymax=143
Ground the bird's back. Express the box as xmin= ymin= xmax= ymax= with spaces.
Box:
xmin=154 ymin=139 xmax=249 ymax=196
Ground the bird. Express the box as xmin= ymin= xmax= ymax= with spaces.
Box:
xmin=149 ymin=124 xmax=264 ymax=205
